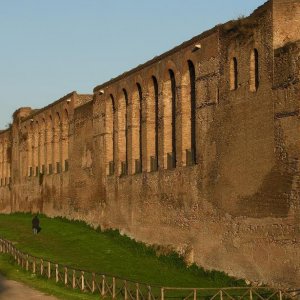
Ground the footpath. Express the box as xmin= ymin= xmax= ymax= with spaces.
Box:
xmin=0 ymin=274 xmax=57 ymax=300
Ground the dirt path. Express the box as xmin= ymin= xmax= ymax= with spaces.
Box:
xmin=0 ymin=274 xmax=58 ymax=299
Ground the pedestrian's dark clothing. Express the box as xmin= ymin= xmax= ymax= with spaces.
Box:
xmin=32 ymin=216 xmax=40 ymax=234
xmin=32 ymin=216 xmax=39 ymax=229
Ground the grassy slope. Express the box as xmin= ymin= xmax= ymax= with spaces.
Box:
xmin=0 ymin=213 xmax=244 ymax=298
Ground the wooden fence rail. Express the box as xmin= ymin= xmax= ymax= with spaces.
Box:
xmin=0 ymin=238 xmax=299 ymax=300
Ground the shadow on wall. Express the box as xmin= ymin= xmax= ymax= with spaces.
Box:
xmin=237 ymin=163 xmax=295 ymax=218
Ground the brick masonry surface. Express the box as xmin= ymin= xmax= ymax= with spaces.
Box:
xmin=0 ymin=0 xmax=299 ymax=288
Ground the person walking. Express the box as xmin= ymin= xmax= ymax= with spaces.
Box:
xmin=32 ymin=215 xmax=40 ymax=235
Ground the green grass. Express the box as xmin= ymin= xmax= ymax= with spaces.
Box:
xmin=0 ymin=213 xmax=245 ymax=298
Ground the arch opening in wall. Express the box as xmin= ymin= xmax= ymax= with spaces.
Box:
xmin=250 ymin=48 xmax=259 ymax=92
xmin=169 ymin=69 xmax=176 ymax=169
xmin=47 ymin=115 xmax=53 ymax=175
xmin=122 ymin=89 xmax=129 ymax=176
xmin=62 ymin=109 xmax=69 ymax=172
xmin=34 ymin=120 xmax=39 ymax=177
xmin=120 ymin=88 xmax=129 ymax=176
xmin=28 ymin=121 xmax=34 ymax=177
xmin=188 ymin=60 xmax=196 ymax=165
xmin=56 ymin=112 xmax=61 ymax=122
xmin=152 ymin=76 xmax=159 ymax=171
xmin=40 ymin=118 xmax=46 ymax=175
xmin=144 ymin=76 xmax=158 ymax=173
xmin=136 ymin=83 xmax=143 ymax=174
xmin=64 ymin=109 xmax=69 ymax=120
xmin=22 ymin=126 xmax=28 ymax=178
xmin=107 ymin=94 xmax=115 ymax=176
xmin=230 ymin=57 xmax=238 ymax=91
xmin=54 ymin=112 xmax=61 ymax=174
xmin=2 ymin=140 xmax=7 ymax=185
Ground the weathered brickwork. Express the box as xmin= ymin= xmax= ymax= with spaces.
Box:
xmin=0 ymin=0 xmax=299 ymax=287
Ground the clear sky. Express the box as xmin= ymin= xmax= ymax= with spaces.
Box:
xmin=0 ymin=0 xmax=266 ymax=129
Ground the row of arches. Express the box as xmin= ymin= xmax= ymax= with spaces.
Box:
xmin=104 ymin=59 xmax=197 ymax=176
xmin=0 ymin=140 xmax=11 ymax=186
xmin=230 ymin=48 xmax=259 ymax=91
xmin=21 ymin=109 xmax=70 ymax=178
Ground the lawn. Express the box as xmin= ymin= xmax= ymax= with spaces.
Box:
xmin=0 ymin=213 xmax=245 ymax=298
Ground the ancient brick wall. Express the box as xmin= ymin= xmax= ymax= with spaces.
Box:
xmin=0 ymin=129 xmax=12 ymax=212
xmin=67 ymin=100 xmax=105 ymax=221
xmin=273 ymin=0 xmax=300 ymax=49
xmin=0 ymin=0 xmax=299 ymax=288
xmin=90 ymin=1 xmax=300 ymax=286
xmin=7 ymin=93 xmax=94 ymax=215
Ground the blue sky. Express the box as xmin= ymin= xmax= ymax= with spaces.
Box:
xmin=0 ymin=0 xmax=266 ymax=128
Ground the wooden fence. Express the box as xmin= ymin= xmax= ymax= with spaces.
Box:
xmin=0 ymin=238 xmax=299 ymax=300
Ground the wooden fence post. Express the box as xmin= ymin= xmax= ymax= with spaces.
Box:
xmin=26 ymin=255 xmax=29 ymax=271
xmin=136 ymin=283 xmax=140 ymax=300
xmin=40 ymin=259 xmax=44 ymax=275
xmin=148 ymin=286 xmax=152 ymax=300
xmin=48 ymin=262 xmax=51 ymax=279
xmin=33 ymin=257 xmax=36 ymax=274
xmin=101 ymin=275 xmax=105 ymax=297
xmin=194 ymin=289 xmax=197 ymax=300
xmin=55 ymin=264 xmax=59 ymax=283
xmin=92 ymin=273 xmax=95 ymax=293
xmin=220 ymin=290 xmax=223 ymax=300
xmin=112 ymin=277 xmax=116 ymax=299
xmin=64 ymin=267 xmax=68 ymax=285
xmin=279 ymin=290 xmax=282 ymax=300
xmin=20 ymin=252 xmax=23 ymax=268
xmin=160 ymin=288 xmax=164 ymax=300
xmin=81 ymin=271 xmax=85 ymax=291
xmin=124 ymin=280 xmax=128 ymax=300
xmin=22 ymin=253 xmax=26 ymax=269
xmin=72 ymin=270 xmax=76 ymax=289
xmin=249 ymin=289 xmax=253 ymax=300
